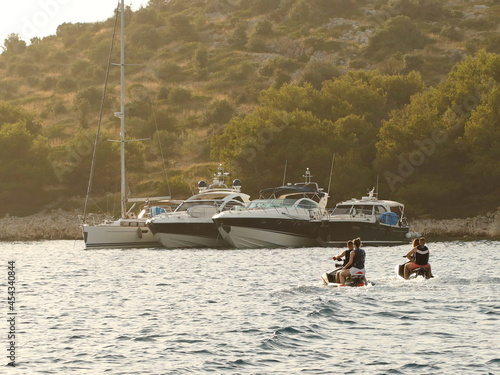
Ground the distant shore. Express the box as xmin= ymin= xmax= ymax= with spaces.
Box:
xmin=0 ymin=209 xmax=499 ymax=242
xmin=411 ymin=212 xmax=500 ymax=240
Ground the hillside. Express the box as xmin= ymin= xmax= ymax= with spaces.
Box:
xmin=0 ymin=0 xmax=499 ymax=218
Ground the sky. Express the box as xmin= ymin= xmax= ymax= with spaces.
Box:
xmin=0 ymin=0 xmax=149 ymax=45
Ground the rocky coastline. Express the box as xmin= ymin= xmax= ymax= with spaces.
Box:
xmin=0 ymin=209 xmax=499 ymax=242
xmin=0 ymin=210 xmax=84 ymax=241
xmin=411 ymin=211 xmax=500 ymax=239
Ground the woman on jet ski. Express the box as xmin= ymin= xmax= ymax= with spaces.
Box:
xmin=332 ymin=239 xmax=354 ymax=283
xmin=339 ymin=237 xmax=366 ymax=285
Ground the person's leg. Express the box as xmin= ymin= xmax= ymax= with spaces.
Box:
xmin=339 ymin=269 xmax=350 ymax=284
xmin=426 ymin=264 xmax=433 ymax=278
xmin=404 ymin=263 xmax=411 ymax=279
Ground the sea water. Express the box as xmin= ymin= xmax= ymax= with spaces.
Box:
xmin=0 ymin=240 xmax=498 ymax=374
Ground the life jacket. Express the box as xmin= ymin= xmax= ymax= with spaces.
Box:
xmin=352 ymin=248 xmax=365 ymax=269
xmin=343 ymin=249 xmax=352 ymax=267
xmin=415 ymin=245 xmax=429 ymax=265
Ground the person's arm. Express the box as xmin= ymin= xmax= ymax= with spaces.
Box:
xmin=333 ymin=250 xmax=346 ymax=260
xmin=406 ymin=247 xmax=417 ymax=261
xmin=342 ymin=250 xmax=355 ymax=269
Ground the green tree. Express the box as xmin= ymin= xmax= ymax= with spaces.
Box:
xmin=376 ymin=51 xmax=500 ymax=216
xmin=230 ymin=23 xmax=248 ymax=50
xmin=0 ymin=118 xmax=52 ymax=215
xmin=2 ymin=34 xmax=26 ymax=54
xmin=203 ymin=100 xmax=234 ymax=126
xmin=212 ymin=107 xmax=336 ymax=193
xmin=365 ymin=16 xmax=432 ymax=61
xmin=461 ymin=86 xmax=500 ymax=180
xmin=254 ymin=19 xmax=273 ymax=36
xmin=319 ymin=73 xmax=387 ymax=124
xmin=301 ymin=60 xmax=341 ymax=90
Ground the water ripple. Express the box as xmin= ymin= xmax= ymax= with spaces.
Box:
xmin=1 ymin=240 xmax=499 ymax=374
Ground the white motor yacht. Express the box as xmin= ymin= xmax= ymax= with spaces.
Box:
xmin=147 ymin=165 xmax=250 ymax=248
xmin=313 ymin=189 xmax=420 ymax=247
xmin=212 ymin=169 xmax=328 ymax=249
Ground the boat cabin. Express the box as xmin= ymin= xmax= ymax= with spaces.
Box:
xmin=329 ymin=193 xmax=407 ymax=227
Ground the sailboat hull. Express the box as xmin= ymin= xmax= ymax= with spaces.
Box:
xmin=83 ymin=220 xmax=159 ymax=249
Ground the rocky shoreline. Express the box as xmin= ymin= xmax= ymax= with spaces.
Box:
xmin=0 ymin=210 xmax=500 ymax=241
xmin=410 ymin=211 xmax=500 ymax=239
xmin=0 ymin=210 xmax=84 ymax=241
xmin=0 ymin=209 xmax=499 ymax=242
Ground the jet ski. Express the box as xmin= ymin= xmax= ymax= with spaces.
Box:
xmin=396 ymin=256 xmax=430 ymax=279
xmin=321 ymin=258 xmax=370 ymax=287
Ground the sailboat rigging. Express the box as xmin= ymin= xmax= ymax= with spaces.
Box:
xmin=81 ymin=0 xmax=171 ymax=249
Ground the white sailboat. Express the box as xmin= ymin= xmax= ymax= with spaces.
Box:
xmin=82 ymin=0 xmax=171 ymax=249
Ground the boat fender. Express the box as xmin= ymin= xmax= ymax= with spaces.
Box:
xmin=136 ymin=227 xmax=142 ymax=239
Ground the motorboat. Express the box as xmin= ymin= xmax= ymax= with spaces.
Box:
xmin=313 ymin=189 xmax=420 ymax=247
xmin=212 ymin=169 xmax=328 ymax=249
xmin=147 ymin=165 xmax=250 ymax=248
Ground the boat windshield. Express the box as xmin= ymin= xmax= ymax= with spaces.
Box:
xmin=332 ymin=204 xmax=387 ymax=216
xmin=245 ymin=198 xmax=319 ymax=209
xmin=246 ymin=198 xmax=299 ymax=209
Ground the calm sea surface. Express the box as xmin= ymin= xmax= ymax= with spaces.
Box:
xmin=0 ymin=240 xmax=498 ymax=374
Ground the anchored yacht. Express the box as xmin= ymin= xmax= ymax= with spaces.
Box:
xmin=212 ymin=169 xmax=328 ymax=249
xmin=313 ymin=189 xmax=420 ymax=247
xmin=147 ymin=165 xmax=250 ymax=248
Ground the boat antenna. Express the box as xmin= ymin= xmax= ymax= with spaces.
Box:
xmin=282 ymin=160 xmax=288 ymax=186
xmin=327 ymin=152 xmax=335 ymax=196
xmin=82 ymin=3 xmax=120 ymax=222
xmin=376 ymin=174 xmax=379 ymax=198
xmin=303 ymin=168 xmax=312 ymax=184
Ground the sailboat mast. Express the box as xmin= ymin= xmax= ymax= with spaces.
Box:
xmin=119 ymin=0 xmax=127 ymax=218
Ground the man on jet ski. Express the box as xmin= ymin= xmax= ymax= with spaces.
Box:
xmin=332 ymin=240 xmax=354 ymax=283
xmin=339 ymin=237 xmax=366 ymax=285
xmin=404 ymin=237 xmax=433 ymax=279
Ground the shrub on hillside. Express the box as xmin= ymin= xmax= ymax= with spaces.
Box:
xmin=365 ymin=16 xmax=432 ymax=61
xmin=301 ymin=60 xmax=341 ymax=89
xmin=388 ymin=0 xmax=449 ymax=21
xmin=157 ymin=62 xmax=185 ymax=82
xmin=168 ymin=87 xmax=192 ymax=105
